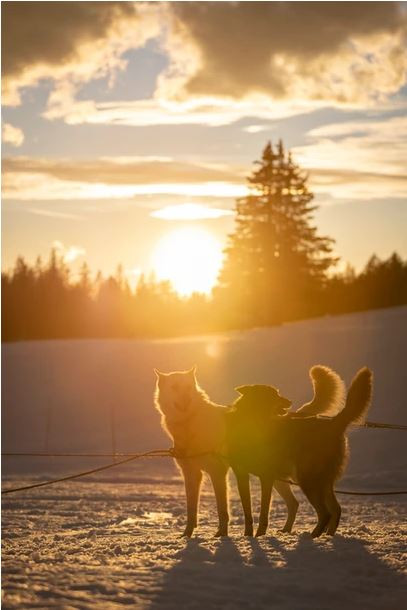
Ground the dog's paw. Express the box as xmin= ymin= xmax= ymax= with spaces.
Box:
xmin=298 ymin=531 xmax=313 ymax=541
xmin=280 ymin=525 xmax=293 ymax=534
xmin=244 ymin=527 xmax=254 ymax=537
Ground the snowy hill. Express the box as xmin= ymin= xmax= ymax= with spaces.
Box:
xmin=3 ymin=306 xmax=407 ymax=487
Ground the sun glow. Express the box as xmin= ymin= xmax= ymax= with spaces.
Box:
xmin=152 ymin=227 xmax=223 ymax=296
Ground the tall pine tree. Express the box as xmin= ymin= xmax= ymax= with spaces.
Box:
xmin=217 ymin=141 xmax=337 ymax=326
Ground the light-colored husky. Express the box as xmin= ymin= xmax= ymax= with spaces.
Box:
xmin=154 ymin=365 xmax=345 ymax=537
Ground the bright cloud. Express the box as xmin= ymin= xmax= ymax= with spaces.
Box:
xmin=42 ymin=92 xmax=316 ymax=127
xmin=243 ymin=125 xmax=271 ymax=134
xmin=2 ymin=123 xmax=24 ymax=147
xmin=52 ymin=240 xmax=86 ymax=263
xmin=294 ymin=114 xmax=407 ymax=199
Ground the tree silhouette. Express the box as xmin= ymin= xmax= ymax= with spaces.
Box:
xmin=217 ymin=141 xmax=337 ymax=325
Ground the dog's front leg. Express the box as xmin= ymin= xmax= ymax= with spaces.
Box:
xmin=235 ymin=470 xmax=253 ymax=536
xmin=180 ymin=462 xmax=202 ymax=537
xmin=256 ymin=476 xmax=274 ymax=537
xmin=209 ymin=468 xmax=229 ymax=537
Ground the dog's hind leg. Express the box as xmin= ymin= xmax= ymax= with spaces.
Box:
xmin=324 ymin=485 xmax=341 ymax=536
xmin=209 ymin=467 xmax=229 ymax=537
xmin=234 ymin=470 xmax=253 ymax=536
xmin=181 ymin=464 xmax=203 ymax=537
xmin=256 ymin=476 xmax=274 ymax=537
xmin=274 ymin=481 xmax=299 ymax=533
xmin=300 ymin=482 xmax=330 ymax=538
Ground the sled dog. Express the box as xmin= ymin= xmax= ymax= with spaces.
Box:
xmin=227 ymin=368 xmax=373 ymax=537
xmin=154 ymin=365 xmax=345 ymax=536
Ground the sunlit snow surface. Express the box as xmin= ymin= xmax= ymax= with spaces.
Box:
xmin=2 ymin=306 xmax=407 ymax=608
xmin=2 ymin=479 xmax=407 ymax=609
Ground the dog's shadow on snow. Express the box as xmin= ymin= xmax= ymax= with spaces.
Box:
xmin=150 ymin=533 xmax=406 ymax=609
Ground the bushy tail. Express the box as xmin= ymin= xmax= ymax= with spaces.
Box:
xmin=333 ymin=367 xmax=373 ymax=431
xmin=295 ymin=365 xmax=345 ymax=418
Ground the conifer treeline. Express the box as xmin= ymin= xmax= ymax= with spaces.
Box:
xmin=3 ymin=141 xmax=407 ymax=341
xmin=1 ymin=252 xmax=214 ymax=341
xmin=3 ymin=248 xmax=407 ymax=342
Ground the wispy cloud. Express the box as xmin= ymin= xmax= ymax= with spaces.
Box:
xmin=42 ymin=94 xmax=315 ymax=127
xmin=2 ymin=156 xmax=247 ymax=200
xmin=3 ymin=156 xmax=244 ymax=184
xmin=309 ymin=168 xmax=407 ymax=200
xmin=30 ymin=208 xmax=85 ymax=221
xmin=150 ymin=203 xmax=233 ymax=220
xmin=294 ymin=114 xmax=407 ymax=199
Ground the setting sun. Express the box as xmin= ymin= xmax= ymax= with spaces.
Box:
xmin=152 ymin=227 xmax=223 ymax=296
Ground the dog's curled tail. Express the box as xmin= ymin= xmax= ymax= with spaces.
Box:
xmin=333 ymin=367 xmax=373 ymax=431
xmin=295 ymin=365 xmax=345 ymax=418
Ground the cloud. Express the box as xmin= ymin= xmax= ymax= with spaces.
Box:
xmin=243 ymin=125 xmax=271 ymax=134
xmin=52 ymin=240 xmax=86 ymax=263
xmin=29 ymin=208 xmax=85 ymax=221
xmin=309 ymin=168 xmax=407 ymax=200
xmin=295 ymin=115 xmax=407 ymax=174
xmin=42 ymin=96 xmax=311 ymax=127
xmin=150 ymin=203 xmax=233 ymax=220
xmin=3 ymin=156 xmax=244 ymax=184
xmin=3 ymin=133 xmax=406 ymax=203
xmin=164 ymin=2 xmax=407 ymax=105
xmin=3 ymin=2 xmax=406 ymax=125
xmin=294 ymin=115 xmax=407 ymax=199
xmin=2 ymin=123 xmax=24 ymax=147
xmin=2 ymin=156 xmax=247 ymax=200
xmin=1 ymin=1 xmax=159 ymax=105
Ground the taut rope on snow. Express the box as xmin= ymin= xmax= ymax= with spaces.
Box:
xmin=1 ymin=449 xmax=172 ymax=495
xmin=2 ymin=450 xmax=407 ymax=497
xmin=3 ymin=418 xmax=407 ymax=496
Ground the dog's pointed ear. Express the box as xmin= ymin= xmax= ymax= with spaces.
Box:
xmin=235 ymin=385 xmax=251 ymax=395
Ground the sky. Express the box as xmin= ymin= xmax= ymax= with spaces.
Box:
xmin=2 ymin=1 xmax=407 ymax=294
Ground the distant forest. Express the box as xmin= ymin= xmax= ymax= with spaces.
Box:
xmin=3 ymin=141 xmax=407 ymax=342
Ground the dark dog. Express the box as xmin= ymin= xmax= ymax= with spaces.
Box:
xmin=226 ymin=368 xmax=373 ymax=537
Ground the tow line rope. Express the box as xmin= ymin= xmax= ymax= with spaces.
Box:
xmin=2 ymin=451 xmax=407 ymax=497
xmin=2 ymin=419 xmax=406 ymax=496
xmin=1 ymin=450 xmax=171 ymax=495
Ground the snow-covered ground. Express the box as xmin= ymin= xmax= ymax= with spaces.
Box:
xmin=2 ymin=481 xmax=407 ymax=609
xmin=2 ymin=306 xmax=407 ymax=608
